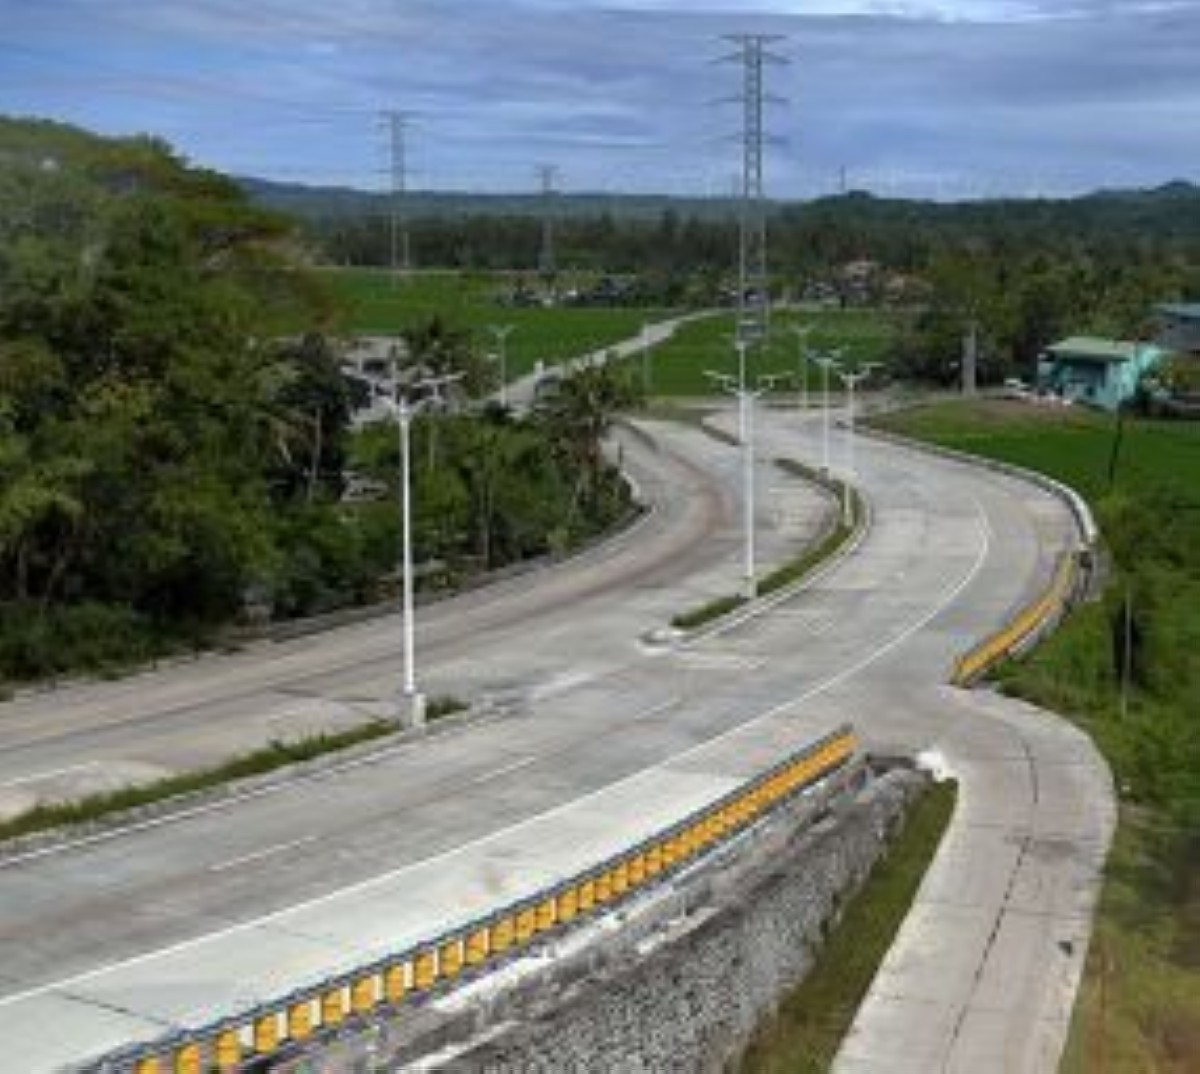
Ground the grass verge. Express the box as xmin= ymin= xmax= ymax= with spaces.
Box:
xmin=671 ymin=593 xmax=748 ymax=631
xmin=739 ymin=779 xmax=958 ymax=1073
xmin=669 ymin=458 xmax=861 ymax=630
xmin=0 ymin=697 xmax=467 ymax=846
xmin=1061 ymin=816 xmax=1200 ymax=1073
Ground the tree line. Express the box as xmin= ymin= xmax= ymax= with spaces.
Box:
xmin=285 ymin=182 xmax=1200 ymax=385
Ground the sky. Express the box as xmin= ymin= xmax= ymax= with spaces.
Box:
xmin=0 ymin=0 xmax=1197 ymax=200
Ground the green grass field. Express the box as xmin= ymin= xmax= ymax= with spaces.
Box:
xmin=317 ymin=268 xmax=666 ymax=379
xmin=874 ymin=397 xmax=1200 ymax=503
xmin=876 ymin=398 xmax=1200 ymax=1073
xmin=305 ymin=270 xmax=902 ymax=393
xmin=644 ymin=308 xmax=902 ymax=397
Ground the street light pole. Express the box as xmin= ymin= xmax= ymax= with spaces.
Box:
xmin=788 ymin=323 xmax=812 ymax=413
xmin=386 ymin=361 xmax=463 ymax=728
xmin=813 ymin=351 xmax=842 ymax=474
xmin=741 ymin=384 xmax=760 ymax=596
xmin=397 ymin=394 xmax=417 ymax=703
xmin=487 ymin=324 xmax=514 ymax=408
xmin=707 ymin=363 xmax=776 ymax=600
xmin=734 ymin=337 xmax=749 ymax=442
xmin=834 ymin=363 xmax=879 ymax=526
xmin=640 ymin=322 xmax=654 ymax=396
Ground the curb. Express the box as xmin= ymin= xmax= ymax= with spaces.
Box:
xmin=856 ymin=423 xmax=1098 ymax=686
xmin=670 ymin=460 xmax=871 ymax=646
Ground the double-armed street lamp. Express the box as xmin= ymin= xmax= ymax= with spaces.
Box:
xmin=640 ymin=321 xmax=656 ymax=396
xmin=707 ymin=348 xmax=783 ymax=600
xmin=385 ymin=361 xmax=463 ymax=728
xmin=486 ymin=324 xmax=514 ymax=408
xmin=788 ymin=323 xmax=813 ymax=413
xmin=812 ymin=348 xmax=844 ymax=474
xmin=833 ymin=361 xmax=881 ymax=525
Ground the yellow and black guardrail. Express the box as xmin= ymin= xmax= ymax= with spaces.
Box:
xmin=952 ymin=553 xmax=1079 ymax=686
xmin=100 ymin=726 xmax=857 ymax=1074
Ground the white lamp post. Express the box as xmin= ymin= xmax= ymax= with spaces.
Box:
xmin=707 ymin=362 xmax=780 ymax=600
xmin=640 ymin=321 xmax=656 ymax=396
xmin=788 ymin=323 xmax=813 ymax=413
xmin=385 ymin=362 xmax=462 ymax=728
xmin=813 ymin=350 xmax=843 ymax=474
xmin=487 ymin=324 xmax=514 ymax=408
xmin=834 ymin=362 xmax=879 ymax=526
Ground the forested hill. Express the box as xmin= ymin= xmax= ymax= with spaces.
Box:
xmin=237 ymin=176 xmax=743 ymax=222
xmin=239 ymin=169 xmax=1200 ymax=282
xmin=240 ymin=172 xmax=1200 ymax=238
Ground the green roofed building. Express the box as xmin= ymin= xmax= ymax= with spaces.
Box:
xmin=1037 ymin=336 xmax=1165 ymax=412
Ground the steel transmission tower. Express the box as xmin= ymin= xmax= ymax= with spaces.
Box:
xmin=720 ymin=34 xmax=786 ymax=357
xmin=536 ymin=163 xmax=559 ymax=288
xmin=379 ymin=110 xmax=414 ymax=280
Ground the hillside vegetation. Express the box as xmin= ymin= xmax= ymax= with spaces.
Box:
xmin=0 ymin=118 xmax=636 ymax=686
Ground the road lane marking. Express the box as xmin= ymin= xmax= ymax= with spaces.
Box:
xmin=465 ymin=756 xmax=538 ymax=787
xmin=208 ymin=835 xmax=319 ymax=874
xmin=0 ymin=762 xmax=97 ymax=789
xmin=0 ymin=494 xmax=994 ymax=1013
xmin=633 ymin=696 xmax=682 ymax=720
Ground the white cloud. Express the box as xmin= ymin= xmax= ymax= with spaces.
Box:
xmin=2 ymin=0 xmax=1197 ymax=196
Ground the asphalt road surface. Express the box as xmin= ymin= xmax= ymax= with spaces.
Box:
xmin=0 ymin=405 xmax=1112 ymax=1073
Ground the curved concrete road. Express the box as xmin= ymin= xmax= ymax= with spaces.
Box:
xmin=0 ymin=419 xmax=828 ymax=816
xmin=0 ymin=405 xmax=1112 ymax=1073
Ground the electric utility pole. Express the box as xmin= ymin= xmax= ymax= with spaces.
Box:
xmin=380 ymin=110 xmax=414 ymax=281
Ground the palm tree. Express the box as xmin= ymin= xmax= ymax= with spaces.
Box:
xmin=402 ymin=316 xmax=492 ymax=398
xmin=534 ymin=360 xmax=639 ymax=514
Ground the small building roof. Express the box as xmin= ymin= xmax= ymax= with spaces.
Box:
xmin=1158 ymin=302 xmax=1200 ymax=322
xmin=1045 ymin=337 xmax=1140 ymax=364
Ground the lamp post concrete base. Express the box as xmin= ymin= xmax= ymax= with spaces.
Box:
xmin=400 ymin=691 xmax=426 ymax=731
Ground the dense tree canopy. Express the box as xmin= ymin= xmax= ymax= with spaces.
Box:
xmin=0 ymin=119 xmax=635 ymax=683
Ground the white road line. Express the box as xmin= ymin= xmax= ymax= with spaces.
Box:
xmin=0 ymin=732 xmax=441 ymax=871
xmin=0 ymin=762 xmax=96 ymax=789
xmin=632 ymin=696 xmax=682 ymax=720
xmin=0 ymin=495 xmax=994 ymax=1014
xmin=464 ymin=756 xmax=538 ymax=787
xmin=208 ymin=835 xmax=319 ymax=874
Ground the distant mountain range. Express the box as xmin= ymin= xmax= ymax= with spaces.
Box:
xmin=235 ymin=177 xmax=743 ymax=221
xmin=237 ymin=174 xmax=1200 ymax=221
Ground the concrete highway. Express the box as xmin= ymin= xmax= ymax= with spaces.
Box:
xmin=0 ymin=418 xmax=825 ymax=817
xmin=0 ymin=403 xmax=1112 ymax=1072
